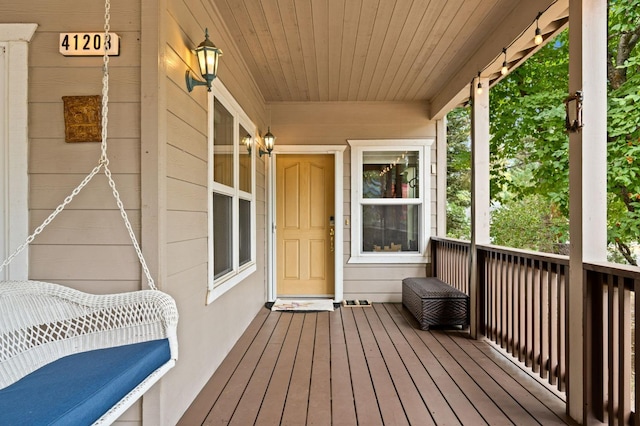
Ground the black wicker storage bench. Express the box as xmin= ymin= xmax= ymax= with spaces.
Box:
xmin=402 ymin=277 xmax=469 ymax=330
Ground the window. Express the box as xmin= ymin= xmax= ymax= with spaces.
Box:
xmin=348 ymin=139 xmax=433 ymax=263
xmin=208 ymin=83 xmax=256 ymax=303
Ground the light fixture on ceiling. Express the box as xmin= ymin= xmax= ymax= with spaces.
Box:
xmin=534 ymin=12 xmax=543 ymax=45
xmin=185 ymin=28 xmax=223 ymax=92
xmin=476 ymin=73 xmax=483 ymax=95
xmin=242 ymin=134 xmax=253 ymax=154
xmin=259 ymin=127 xmax=275 ymax=157
xmin=500 ymin=48 xmax=508 ymax=76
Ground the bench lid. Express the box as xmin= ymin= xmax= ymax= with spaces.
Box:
xmin=403 ymin=278 xmax=468 ymax=299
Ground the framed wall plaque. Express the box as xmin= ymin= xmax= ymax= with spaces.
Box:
xmin=62 ymin=95 xmax=102 ymax=143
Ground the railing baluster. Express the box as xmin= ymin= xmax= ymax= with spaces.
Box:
xmin=618 ymin=277 xmax=631 ymax=425
xmin=499 ymin=252 xmax=505 ymax=347
xmin=490 ymin=252 xmax=495 ymax=342
xmin=539 ymin=261 xmax=548 ymax=379
xmin=508 ymin=254 xmax=515 ymax=355
xmin=525 ymin=258 xmax=532 ymax=368
xmin=608 ymin=274 xmax=617 ymax=423
xmin=502 ymin=254 xmax=508 ymax=349
xmin=558 ymin=264 xmax=566 ymax=392
xmin=533 ymin=260 xmax=541 ymax=374
xmin=549 ymin=262 xmax=558 ymax=386
xmin=518 ymin=256 xmax=526 ymax=363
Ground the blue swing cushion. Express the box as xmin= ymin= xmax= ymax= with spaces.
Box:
xmin=0 ymin=339 xmax=171 ymax=425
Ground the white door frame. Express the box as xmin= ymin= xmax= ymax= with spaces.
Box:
xmin=267 ymin=145 xmax=346 ymax=303
xmin=0 ymin=24 xmax=37 ymax=281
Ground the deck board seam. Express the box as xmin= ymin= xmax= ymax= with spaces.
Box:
xmin=366 ymin=303 xmax=435 ymax=425
xmin=207 ymin=311 xmax=291 ymax=426
xmin=196 ymin=307 xmax=274 ymax=426
xmin=377 ymin=303 xmax=452 ymax=425
xmin=390 ymin=303 xmax=483 ymax=425
xmin=393 ymin=304 xmax=496 ymax=425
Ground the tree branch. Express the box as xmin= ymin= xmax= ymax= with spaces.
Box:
xmin=616 ymin=239 xmax=638 ymax=266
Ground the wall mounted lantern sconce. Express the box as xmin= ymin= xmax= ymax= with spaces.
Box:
xmin=564 ymin=91 xmax=583 ymax=133
xmin=259 ymin=127 xmax=275 ymax=157
xmin=242 ymin=134 xmax=253 ymax=154
xmin=185 ymin=28 xmax=223 ymax=92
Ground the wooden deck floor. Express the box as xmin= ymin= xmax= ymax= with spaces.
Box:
xmin=179 ymin=303 xmax=572 ymax=425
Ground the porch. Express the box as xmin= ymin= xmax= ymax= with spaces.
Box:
xmin=179 ymin=303 xmax=571 ymax=425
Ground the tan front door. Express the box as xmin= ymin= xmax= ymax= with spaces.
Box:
xmin=276 ymin=154 xmax=335 ymax=296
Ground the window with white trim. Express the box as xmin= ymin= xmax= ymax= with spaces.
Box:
xmin=207 ymin=83 xmax=256 ymax=304
xmin=348 ymin=139 xmax=433 ymax=264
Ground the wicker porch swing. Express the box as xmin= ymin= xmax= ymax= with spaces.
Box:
xmin=0 ymin=1 xmax=178 ymax=424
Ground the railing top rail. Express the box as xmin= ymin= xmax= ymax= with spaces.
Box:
xmin=584 ymin=260 xmax=640 ymax=280
xmin=430 ymin=236 xmax=471 ymax=246
xmin=476 ymin=243 xmax=570 ymax=265
xmin=430 ymin=237 xmax=570 ymax=266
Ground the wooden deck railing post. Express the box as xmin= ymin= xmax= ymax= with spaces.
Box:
xmin=584 ymin=270 xmax=604 ymax=422
xmin=477 ymin=247 xmax=486 ymax=336
xmin=431 ymin=239 xmax=438 ymax=278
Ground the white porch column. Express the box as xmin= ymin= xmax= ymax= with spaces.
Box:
xmin=567 ymin=0 xmax=608 ymax=422
xmin=469 ymin=76 xmax=490 ymax=339
xmin=436 ymin=118 xmax=447 ymax=237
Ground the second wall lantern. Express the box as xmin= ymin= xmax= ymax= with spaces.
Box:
xmin=185 ymin=28 xmax=223 ymax=92
xmin=259 ymin=127 xmax=275 ymax=157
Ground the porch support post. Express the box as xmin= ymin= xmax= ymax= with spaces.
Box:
xmin=567 ymin=0 xmax=608 ymax=422
xmin=469 ymin=76 xmax=490 ymax=339
xmin=436 ymin=118 xmax=447 ymax=237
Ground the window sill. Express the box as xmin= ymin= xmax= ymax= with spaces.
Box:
xmin=347 ymin=254 xmax=428 ymax=264
xmin=206 ymin=262 xmax=256 ymax=305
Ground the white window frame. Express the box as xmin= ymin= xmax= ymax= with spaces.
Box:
xmin=0 ymin=24 xmax=37 ymax=281
xmin=348 ymin=139 xmax=433 ymax=264
xmin=206 ymin=79 xmax=257 ymax=304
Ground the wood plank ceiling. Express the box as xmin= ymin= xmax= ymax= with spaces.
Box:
xmin=212 ymin=0 xmax=568 ymax=105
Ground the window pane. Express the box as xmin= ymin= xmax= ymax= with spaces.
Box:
xmin=362 ymin=150 xmax=419 ymax=199
xmin=239 ymin=125 xmax=252 ymax=193
xmin=213 ymin=193 xmax=233 ymax=279
xmin=239 ymin=199 xmax=251 ymax=266
xmin=213 ymin=99 xmax=234 ymax=187
xmin=362 ymin=205 xmax=419 ymax=252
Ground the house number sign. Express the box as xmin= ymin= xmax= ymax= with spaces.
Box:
xmin=59 ymin=33 xmax=120 ymax=56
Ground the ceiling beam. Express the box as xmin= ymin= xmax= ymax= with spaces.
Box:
xmin=429 ymin=0 xmax=569 ymax=120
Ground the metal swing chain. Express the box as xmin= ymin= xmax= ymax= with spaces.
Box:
xmin=2 ymin=0 xmax=157 ymax=291
xmin=100 ymin=0 xmax=156 ymax=290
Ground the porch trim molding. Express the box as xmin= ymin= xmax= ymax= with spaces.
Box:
xmin=267 ymin=145 xmax=346 ymax=303
xmin=0 ymin=23 xmax=37 ymax=281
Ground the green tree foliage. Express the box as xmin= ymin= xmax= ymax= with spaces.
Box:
xmin=491 ymin=194 xmax=568 ymax=254
xmin=446 ymin=107 xmax=471 ymax=239
xmin=489 ymin=31 xmax=570 ymax=215
xmin=607 ymin=0 xmax=640 ymax=264
xmin=486 ymin=0 xmax=640 ymax=264
xmin=487 ymin=31 xmax=571 ymax=255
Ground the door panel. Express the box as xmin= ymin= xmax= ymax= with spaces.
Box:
xmin=277 ymin=154 xmax=335 ymax=296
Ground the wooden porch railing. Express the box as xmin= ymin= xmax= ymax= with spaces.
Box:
xmin=431 ymin=236 xmax=640 ymax=424
xmin=584 ymin=261 xmax=640 ymax=425
xmin=431 ymin=237 xmax=568 ymax=391
xmin=431 ymin=237 xmax=470 ymax=294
